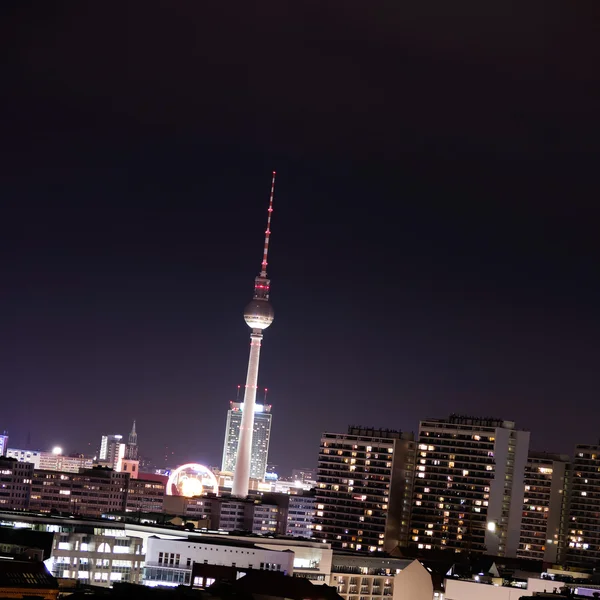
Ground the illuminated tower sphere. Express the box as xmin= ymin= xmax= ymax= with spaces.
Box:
xmin=231 ymin=172 xmax=276 ymax=498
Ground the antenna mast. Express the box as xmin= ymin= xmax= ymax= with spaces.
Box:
xmin=260 ymin=171 xmax=276 ymax=277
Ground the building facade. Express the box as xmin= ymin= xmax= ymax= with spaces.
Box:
xmin=99 ymin=435 xmax=124 ymax=469
xmin=286 ymin=493 xmax=316 ymax=538
xmin=565 ymin=444 xmax=600 ymax=568
xmin=0 ymin=434 xmax=8 ymax=457
xmin=29 ymin=468 xmax=130 ymax=516
xmin=331 ymin=553 xmax=414 ymax=600
xmin=314 ymin=426 xmax=416 ymax=552
xmin=222 ymin=401 xmax=272 ymax=482
xmin=7 ymin=449 xmax=93 ymax=473
xmin=49 ymin=529 xmax=144 ymax=586
xmin=125 ymin=479 xmax=166 ymax=514
xmin=142 ymin=535 xmax=294 ymax=587
xmin=517 ymin=451 xmax=569 ymax=562
xmin=0 ymin=458 xmax=34 ymax=510
xmin=410 ymin=415 xmax=530 ymax=557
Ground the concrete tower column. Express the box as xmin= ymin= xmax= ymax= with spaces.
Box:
xmin=232 ymin=331 xmax=263 ymax=497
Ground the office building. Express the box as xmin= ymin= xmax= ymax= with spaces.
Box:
xmin=7 ymin=448 xmax=93 ymax=473
xmin=410 ymin=414 xmax=530 ymax=557
xmin=565 ymin=444 xmax=600 ymax=568
xmin=99 ymin=434 xmax=124 ymax=469
xmin=0 ymin=457 xmax=34 ymax=510
xmin=518 ymin=451 xmax=570 ymax=562
xmin=231 ymin=172 xmax=277 ymax=498
xmin=7 ymin=448 xmax=42 ymax=468
xmin=29 ymin=468 xmax=130 ymax=516
xmin=0 ymin=433 xmax=8 ymax=457
xmin=222 ymin=401 xmax=272 ymax=481
xmin=314 ymin=426 xmax=416 ymax=552
xmin=125 ymin=478 xmax=166 ymax=513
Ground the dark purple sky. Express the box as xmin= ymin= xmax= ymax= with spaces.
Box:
xmin=1 ymin=3 xmax=599 ymax=475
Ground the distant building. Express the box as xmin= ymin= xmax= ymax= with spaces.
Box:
xmin=222 ymin=401 xmax=272 ymax=481
xmin=518 ymin=451 xmax=570 ymax=562
xmin=99 ymin=434 xmax=124 ymax=469
xmin=0 ymin=433 xmax=8 ymax=457
xmin=7 ymin=448 xmax=42 ymax=468
xmin=0 ymin=457 xmax=34 ymax=510
xmin=29 ymin=468 xmax=130 ymax=516
xmin=313 ymin=426 xmax=416 ymax=552
xmin=410 ymin=414 xmax=530 ymax=557
xmin=7 ymin=448 xmax=93 ymax=473
xmin=125 ymin=478 xmax=166 ymax=513
xmin=292 ymin=468 xmax=316 ymax=484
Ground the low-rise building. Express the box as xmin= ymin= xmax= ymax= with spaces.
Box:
xmin=331 ymin=552 xmax=413 ymax=600
xmin=143 ymin=535 xmax=295 ymax=587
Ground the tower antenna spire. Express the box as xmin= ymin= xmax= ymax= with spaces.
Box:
xmin=260 ymin=171 xmax=276 ymax=277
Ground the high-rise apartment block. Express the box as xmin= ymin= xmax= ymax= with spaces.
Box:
xmin=410 ymin=415 xmax=529 ymax=557
xmin=99 ymin=434 xmax=124 ymax=469
xmin=314 ymin=426 xmax=416 ymax=552
xmin=565 ymin=444 xmax=600 ymax=568
xmin=222 ymin=401 xmax=272 ymax=481
xmin=518 ymin=452 xmax=570 ymax=562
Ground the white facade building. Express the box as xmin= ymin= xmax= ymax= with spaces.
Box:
xmin=7 ymin=448 xmax=93 ymax=473
xmin=143 ymin=536 xmax=294 ymax=587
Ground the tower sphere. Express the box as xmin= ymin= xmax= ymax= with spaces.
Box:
xmin=244 ymin=299 xmax=274 ymax=330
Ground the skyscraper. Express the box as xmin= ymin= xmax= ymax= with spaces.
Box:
xmin=99 ymin=434 xmax=123 ymax=469
xmin=231 ymin=172 xmax=276 ymax=498
xmin=222 ymin=401 xmax=272 ymax=481
xmin=410 ymin=414 xmax=529 ymax=557
xmin=313 ymin=426 xmax=416 ymax=552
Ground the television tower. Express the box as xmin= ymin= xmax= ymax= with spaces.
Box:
xmin=231 ymin=172 xmax=276 ymax=498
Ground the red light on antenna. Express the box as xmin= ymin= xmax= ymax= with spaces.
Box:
xmin=272 ymin=171 xmax=276 ymax=175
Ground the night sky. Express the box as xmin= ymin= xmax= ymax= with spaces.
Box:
xmin=2 ymin=3 xmax=600 ymax=474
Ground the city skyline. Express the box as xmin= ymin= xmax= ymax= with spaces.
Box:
xmin=2 ymin=4 xmax=600 ymax=475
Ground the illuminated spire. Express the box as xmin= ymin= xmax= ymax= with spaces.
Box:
xmin=260 ymin=171 xmax=276 ymax=277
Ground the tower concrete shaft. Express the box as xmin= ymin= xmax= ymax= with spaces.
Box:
xmin=231 ymin=171 xmax=276 ymax=498
xmin=231 ymin=330 xmax=263 ymax=497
